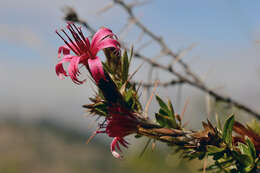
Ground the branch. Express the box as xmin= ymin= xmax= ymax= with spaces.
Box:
xmin=134 ymin=52 xmax=260 ymax=120
xmin=57 ymin=6 xmax=260 ymax=171
xmin=112 ymin=0 xmax=202 ymax=84
xmin=132 ymin=79 xmax=185 ymax=88
xmin=62 ymin=7 xmax=260 ymax=120
xmin=63 ymin=7 xmax=96 ymax=34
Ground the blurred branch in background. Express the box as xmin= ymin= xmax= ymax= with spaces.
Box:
xmin=54 ymin=2 xmax=260 ymax=171
xmin=62 ymin=3 xmax=260 ymax=121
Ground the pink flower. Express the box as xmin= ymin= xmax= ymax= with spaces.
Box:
xmin=96 ymin=106 xmax=139 ymax=159
xmin=55 ymin=23 xmax=120 ymax=84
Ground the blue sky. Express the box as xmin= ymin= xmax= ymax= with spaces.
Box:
xmin=0 ymin=0 xmax=260 ymax=129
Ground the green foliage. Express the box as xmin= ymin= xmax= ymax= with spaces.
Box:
xmin=121 ymin=50 xmax=130 ymax=84
xmin=155 ymin=95 xmax=179 ymax=129
xmin=232 ymin=137 xmax=257 ymax=172
xmin=105 ymin=48 xmax=142 ymax=112
xmin=247 ymin=119 xmax=260 ymax=137
xmin=83 ymin=99 xmax=108 ymax=117
xmin=246 ymin=137 xmax=257 ymax=160
xmin=180 ymin=115 xmax=259 ymax=172
xmin=85 ymin=47 xmax=260 ymax=173
xmin=123 ymin=85 xmax=142 ymax=111
xmin=203 ymin=115 xmax=259 ymax=172
xmin=222 ymin=114 xmax=235 ymax=146
xmin=207 ymin=145 xmax=225 ymax=154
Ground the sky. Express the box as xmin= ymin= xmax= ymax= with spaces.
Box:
xmin=0 ymin=0 xmax=260 ymax=130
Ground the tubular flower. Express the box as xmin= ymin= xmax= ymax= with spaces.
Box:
xmin=96 ymin=106 xmax=139 ymax=159
xmin=55 ymin=23 xmax=120 ymax=84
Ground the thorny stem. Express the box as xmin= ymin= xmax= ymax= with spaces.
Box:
xmin=132 ymin=79 xmax=185 ymax=88
xmin=63 ymin=6 xmax=260 ymax=120
xmin=137 ymin=124 xmax=193 ymax=144
xmin=134 ymin=52 xmax=260 ymax=120
xmin=136 ymin=121 xmax=219 ymax=151
xmin=111 ymin=0 xmax=260 ymax=120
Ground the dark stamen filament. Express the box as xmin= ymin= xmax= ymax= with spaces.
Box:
xmin=61 ymin=29 xmax=81 ymax=55
xmin=73 ymin=24 xmax=90 ymax=49
xmin=56 ymin=30 xmax=76 ymax=53
xmin=67 ymin=26 xmax=84 ymax=50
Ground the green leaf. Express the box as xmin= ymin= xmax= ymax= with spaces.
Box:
xmin=124 ymin=89 xmax=134 ymax=109
xmin=247 ymin=119 xmax=260 ymax=137
xmin=129 ymin=45 xmax=134 ymax=63
xmin=257 ymin=159 xmax=260 ymax=168
xmin=199 ymin=159 xmax=233 ymax=171
xmin=159 ymin=108 xmax=169 ymax=116
xmin=215 ymin=159 xmax=234 ymax=171
xmin=244 ymin=166 xmax=254 ymax=173
xmin=102 ymin=62 xmax=114 ymax=75
xmin=93 ymin=102 xmax=108 ymax=116
xmin=155 ymin=113 xmax=167 ymax=127
xmin=207 ymin=145 xmax=225 ymax=154
xmin=232 ymin=151 xmax=253 ymax=168
xmin=155 ymin=96 xmax=179 ymax=128
xmin=155 ymin=95 xmax=170 ymax=114
xmin=93 ymin=108 xmax=107 ymax=116
xmin=168 ymin=100 xmax=174 ymax=117
xmin=169 ymin=119 xmax=178 ymax=129
xmin=238 ymin=142 xmax=251 ymax=156
xmin=121 ymin=50 xmax=129 ymax=83
xmin=245 ymin=136 xmax=257 ymax=160
xmin=213 ymin=151 xmax=224 ymax=160
xmin=125 ymin=89 xmax=133 ymax=102
xmin=222 ymin=114 xmax=235 ymax=146
xmin=167 ymin=100 xmax=178 ymax=128
xmin=156 ymin=112 xmax=177 ymax=128
xmin=187 ymin=152 xmax=206 ymax=160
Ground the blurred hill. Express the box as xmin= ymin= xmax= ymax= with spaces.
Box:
xmin=0 ymin=118 xmax=202 ymax=173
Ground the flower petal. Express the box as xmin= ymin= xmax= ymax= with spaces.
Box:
xmin=88 ymin=56 xmax=106 ymax=83
xmin=68 ymin=56 xmax=85 ymax=84
xmin=115 ymin=141 xmax=122 ymax=152
xmin=91 ymin=27 xmax=114 ymax=51
xmin=91 ymin=38 xmax=120 ymax=56
xmin=58 ymin=45 xmax=70 ymax=58
xmin=110 ymin=137 xmax=123 ymax=159
xmin=58 ymin=39 xmax=83 ymax=57
xmin=55 ymin=55 xmax=74 ymax=79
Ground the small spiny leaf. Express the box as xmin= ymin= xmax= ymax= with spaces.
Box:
xmin=222 ymin=114 xmax=235 ymax=146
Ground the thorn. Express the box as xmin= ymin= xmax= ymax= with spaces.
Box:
xmin=144 ymin=80 xmax=159 ymax=118
xmin=172 ymin=43 xmax=198 ymax=66
xmin=181 ymin=97 xmax=190 ymax=119
xmin=127 ymin=62 xmax=144 ymax=82
xmin=128 ymin=0 xmax=153 ymax=8
xmin=151 ymin=139 xmax=156 ymax=152
xmin=86 ymin=129 xmax=98 ymax=145
xmin=136 ymin=31 xmax=145 ymax=43
xmin=118 ymin=19 xmax=136 ymax=39
xmin=136 ymin=40 xmax=153 ymax=52
xmin=205 ymin=93 xmax=211 ymax=119
xmin=182 ymin=120 xmax=190 ymax=128
xmin=139 ymin=138 xmax=151 ymax=158
xmin=96 ymin=2 xmax=115 ymax=15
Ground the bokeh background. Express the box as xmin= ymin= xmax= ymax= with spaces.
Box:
xmin=1 ymin=0 xmax=260 ymax=172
